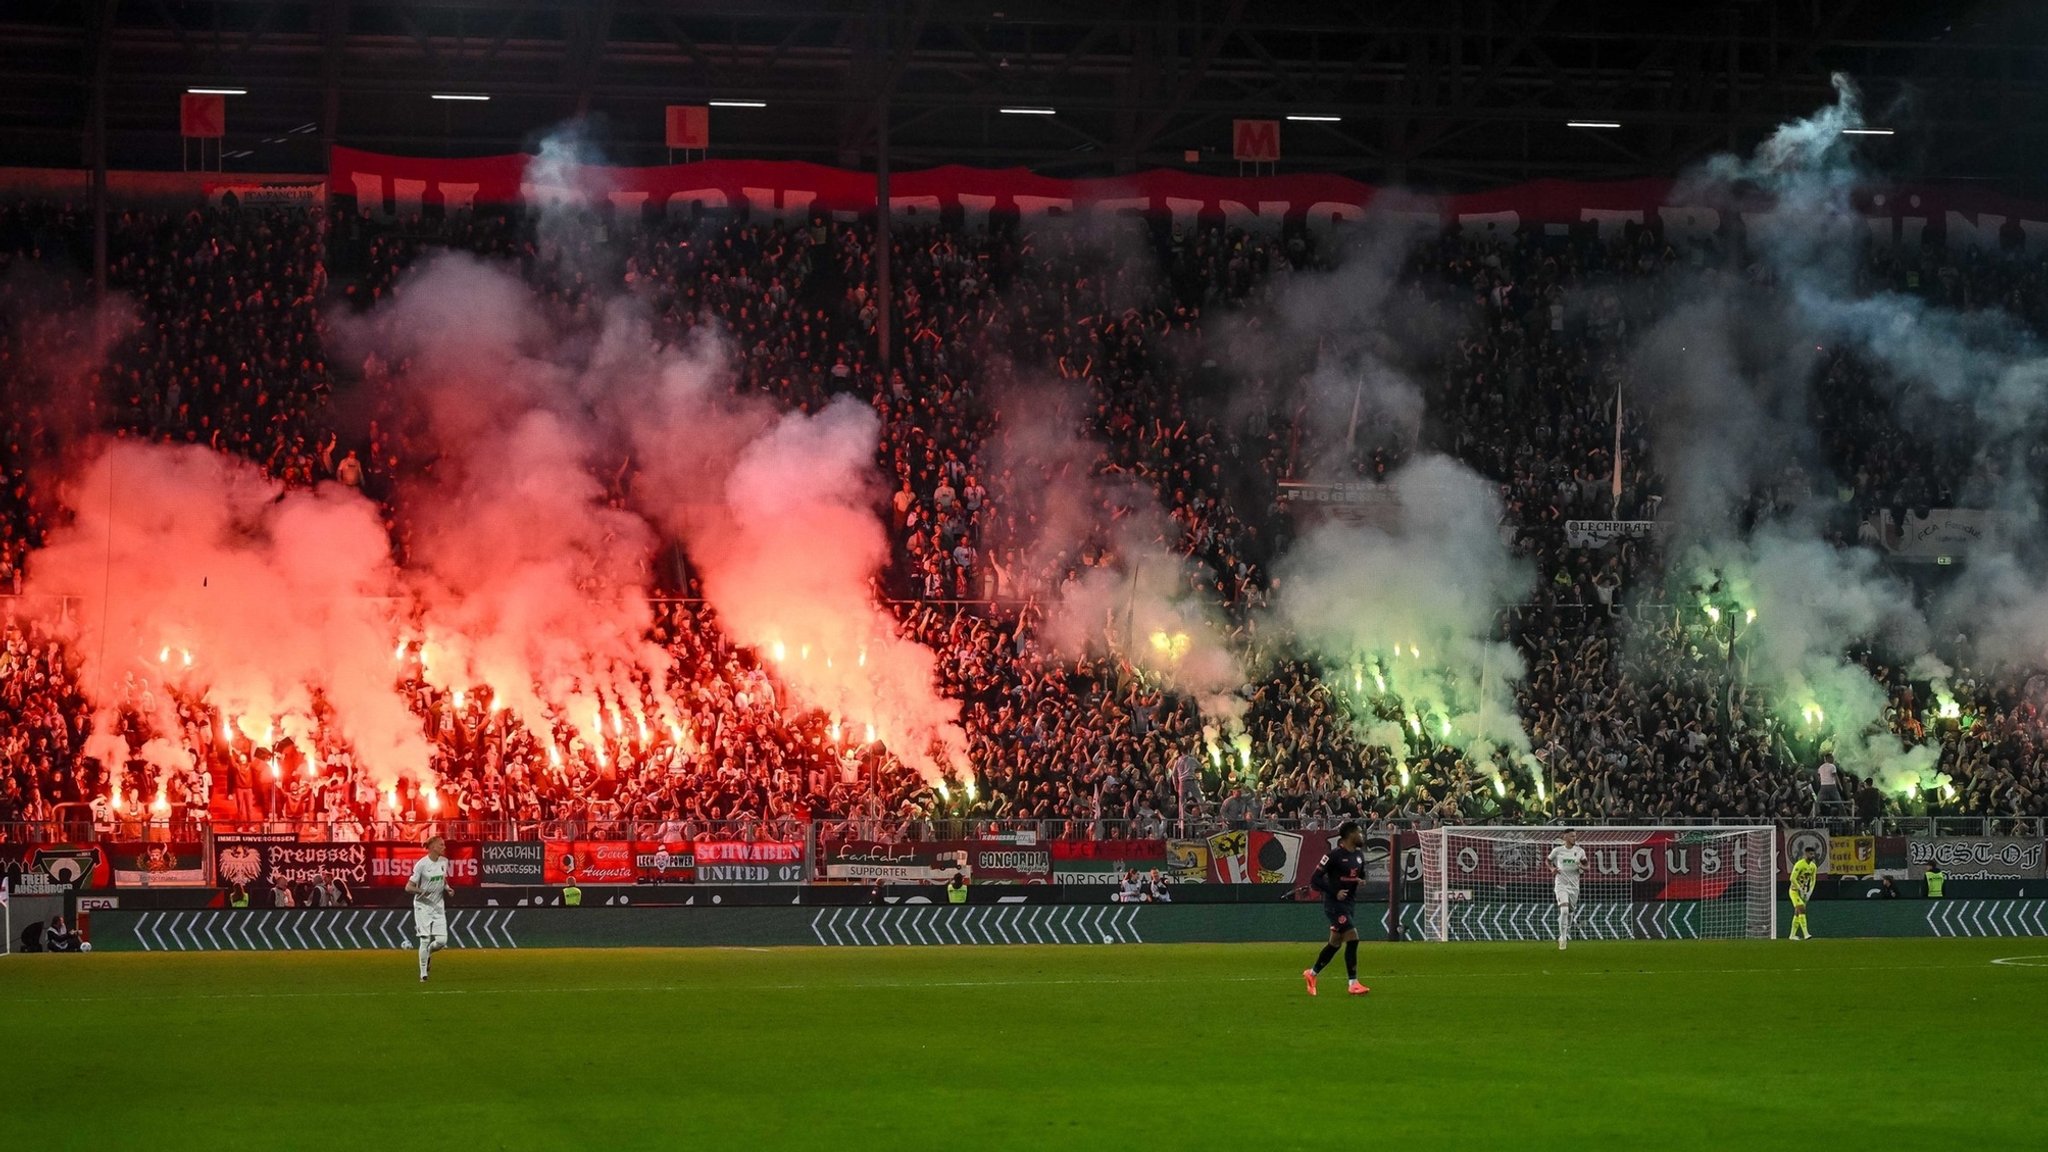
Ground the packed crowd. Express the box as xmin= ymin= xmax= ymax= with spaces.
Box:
xmin=4 ymin=193 xmax=2048 ymax=846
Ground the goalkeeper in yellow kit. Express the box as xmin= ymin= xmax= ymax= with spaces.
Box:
xmin=1788 ymin=847 xmax=1819 ymax=940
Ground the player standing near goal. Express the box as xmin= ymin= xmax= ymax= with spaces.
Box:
xmin=1548 ymin=830 xmax=1587 ymax=950
xmin=1302 ymin=821 xmax=1370 ymax=997
xmin=406 ymin=835 xmax=452 ymax=981
xmin=1788 ymin=846 xmax=1819 ymax=940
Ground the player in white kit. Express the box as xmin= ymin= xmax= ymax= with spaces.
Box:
xmin=406 ymin=835 xmax=452 ymax=981
xmin=1548 ymin=829 xmax=1587 ymax=950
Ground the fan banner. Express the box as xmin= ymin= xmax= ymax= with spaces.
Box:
xmin=0 ymin=843 xmax=112 ymax=893
xmin=108 ymin=842 xmax=208 ymax=887
xmin=1435 ymin=831 xmax=1766 ymax=899
xmin=817 ymin=839 xmax=1049 ymax=882
xmin=1907 ymin=836 xmax=2047 ymax=879
xmin=212 ymin=839 xmax=482 ymax=889
xmin=689 ymin=841 xmax=805 ymax=884
xmin=328 ymin=146 xmax=2048 ymax=249
xmin=543 ymin=840 xmax=638 ymax=885
xmin=479 ymin=841 xmax=546 ymax=885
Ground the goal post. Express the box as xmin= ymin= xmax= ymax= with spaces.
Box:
xmin=1417 ymin=826 xmax=1777 ymax=942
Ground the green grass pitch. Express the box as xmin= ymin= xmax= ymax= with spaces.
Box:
xmin=5 ymin=936 xmax=2044 ymax=1150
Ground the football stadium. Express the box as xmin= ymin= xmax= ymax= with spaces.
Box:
xmin=4 ymin=2 xmax=2048 ymax=1148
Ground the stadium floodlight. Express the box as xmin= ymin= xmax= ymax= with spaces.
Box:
xmin=1566 ymin=120 xmax=1622 ymax=129
xmin=431 ymin=93 xmax=490 ymax=102
xmin=1286 ymin=114 xmax=1342 ymax=122
xmin=1419 ymin=826 xmax=1778 ymax=942
xmin=188 ymin=87 xmax=247 ymax=96
xmin=1842 ymin=127 xmax=1895 ymax=136
xmin=709 ymin=100 xmax=767 ymax=108
xmin=999 ymin=107 xmax=1057 ymax=115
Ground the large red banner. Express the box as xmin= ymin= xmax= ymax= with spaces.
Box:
xmin=330 ymin=146 xmax=2048 ymax=249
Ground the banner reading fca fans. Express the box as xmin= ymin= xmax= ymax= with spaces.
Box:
xmin=328 ymin=147 xmax=2048 ymax=249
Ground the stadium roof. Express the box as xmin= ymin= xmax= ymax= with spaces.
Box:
xmin=3 ymin=0 xmax=2045 ymax=188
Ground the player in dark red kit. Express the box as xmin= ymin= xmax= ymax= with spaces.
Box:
xmin=1303 ymin=821 xmax=1370 ymax=996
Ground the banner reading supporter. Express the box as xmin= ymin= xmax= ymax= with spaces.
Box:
xmin=821 ymin=840 xmax=961 ymax=882
xmin=329 ymin=146 xmax=2048 ymax=250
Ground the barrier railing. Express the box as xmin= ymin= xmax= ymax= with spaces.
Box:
xmin=4 ymin=812 xmax=2040 ymax=848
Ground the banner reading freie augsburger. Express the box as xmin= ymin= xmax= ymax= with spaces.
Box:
xmin=1908 ymin=837 xmax=2047 ymax=879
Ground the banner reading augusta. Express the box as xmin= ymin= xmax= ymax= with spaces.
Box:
xmin=327 ymin=147 xmax=2048 ymax=249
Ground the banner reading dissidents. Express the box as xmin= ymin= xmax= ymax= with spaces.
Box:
xmin=1908 ymin=837 xmax=2047 ymax=879
xmin=479 ymin=841 xmax=545 ymax=886
xmin=328 ymin=147 xmax=2048 ymax=250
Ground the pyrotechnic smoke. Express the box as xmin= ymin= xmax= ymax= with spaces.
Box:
xmin=1244 ymin=204 xmax=1537 ymax=788
xmin=346 ymin=255 xmax=670 ymax=747
xmin=329 ymin=122 xmax=967 ymax=782
xmin=695 ymin=397 xmax=967 ymax=776
xmin=1269 ymin=454 xmax=1535 ymax=781
xmin=1633 ymin=75 xmax=1962 ymax=796
xmin=24 ymin=441 xmax=429 ymax=780
xmin=986 ymin=377 xmax=1248 ymax=722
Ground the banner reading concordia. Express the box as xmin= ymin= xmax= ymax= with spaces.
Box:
xmin=1908 ymin=837 xmax=2047 ymax=879
xmin=328 ymin=147 xmax=2048 ymax=250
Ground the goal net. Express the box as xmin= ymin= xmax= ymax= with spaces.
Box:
xmin=1417 ymin=826 xmax=1776 ymax=942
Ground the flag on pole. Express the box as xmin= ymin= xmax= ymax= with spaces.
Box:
xmin=181 ymin=93 xmax=226 ymax=138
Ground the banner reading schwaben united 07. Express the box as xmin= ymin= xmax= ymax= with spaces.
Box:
xmin=327 ymin=147 xmax=2048 ymax=250
xmin=1909 ymin=837 xmax=2047 ymax=879
xmin=691 ymin=841 xmax=805 ymax=884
